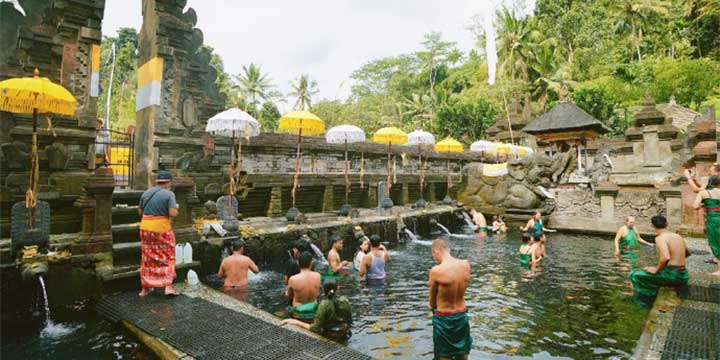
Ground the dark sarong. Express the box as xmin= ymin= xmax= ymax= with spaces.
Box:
xmin=703 ymin=199 xmax=720 ymax=259
xmin=433 ymin=310 xmax=472 ymax=359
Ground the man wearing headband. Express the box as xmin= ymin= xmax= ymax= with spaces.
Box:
xmin=138 ymin=171 xmax=180 ymax=297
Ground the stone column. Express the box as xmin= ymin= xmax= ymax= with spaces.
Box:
xmin=367 ymin=183 xmax=378 ymax=208
xmin=400 ymin=182 xmax=410 ymax=206
xmin=660 ymin=186 xmax=683 ymax=228
xmin=594 ymin=183 xmax=619 ymax=222
xmin=427 ymin=182 xmax=437 ymax=202
xmin=322 ymin=185 xmax=334 ymax=212
xmin=72 ymin=167 xmax=115 ymax=269
xmin=266 ymin=186 xmax=283 ymax=217
xmin=172 ymin=176 xmax=200 ymax=244
xmin=642 ymin=125 xmax=661 ymax=168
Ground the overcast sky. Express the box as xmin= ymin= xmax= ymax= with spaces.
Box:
xmin=102 ymin=1 xmax=533 ymax=109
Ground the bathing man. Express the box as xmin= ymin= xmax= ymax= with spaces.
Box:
xmin=285 ymin=239 xmax=310 ymax=285
xmin=429 ymin=238 xmax=472 ymax=360
xmin=629 ymin=215 xmax=690 ymax=306
xmin=217 ymin=239 xmax=259 ymax=289
xmin=359 ymin=235 xmax=389 ymax=280
xmin=286 ymin=251 xmax=321 ymax=320
xmin=613 ymin=216 xmax=654 ymax=256
xmin=521 ymin=211 xmax=556 ymax=233
xmin=469 ymin=208 xmax=488 ymax=232
xmin=327 ymin=234 xmax=351 ymax=276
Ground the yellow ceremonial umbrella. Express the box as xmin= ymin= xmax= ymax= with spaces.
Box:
xmin=494 ymin=142 xmax=512 ymax=162
xmin=435 ymin=138 xmax=464 ymax=202
xmin=0 ymin=69 xmax=76 ymax=227
xmin=373 ymin=127 xmax=408 ymax=206
xmin=278 ymin=110 xmax=325 ymax=219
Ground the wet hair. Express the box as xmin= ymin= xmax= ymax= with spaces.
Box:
xmin=370 ymin=234 xmax=382 ymax=247
xmin=708 ymin=175 xmax=720 ymax=189
xmin=651 ymin=215 xmax=668 ymax=229
xmin=432 ymin=238 xmax=449 ymax=251
xmin=232 ymin=239 xmax=246 ymax=252
xmin=329 ymin=234 xmax=342 ymax=247
xmin=291 ymin=240 xmax=309 ymax=253
xmin=521 ymin=232 xmax=531 ymax=243
xmin=532 ymin=231 xmax=545 ymax=240
xmin=323 ymin=279 xmax=338 ymax=299
xmin=298 ymin=251 xmax=313 ymax=269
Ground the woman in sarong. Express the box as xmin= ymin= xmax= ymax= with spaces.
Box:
xmin=693 ymin=175 xmax=720 ymax=276
xmin=138 ymin=171 xmax=180 ymax=297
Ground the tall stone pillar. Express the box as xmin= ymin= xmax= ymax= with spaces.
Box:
xmin=400 ymin=182 xmax=410 ymax=206
xmin=266 ymin=186 xmax=283 ymax=217
xmin=641 ymin=126 xmax=661 ymax=168
xmin=660 ymin=186 xmax=683 ymax=228
xmin=595 ymin=184 xmax=619 ymax=222
xmin=322 ymin=185 xmax=334 ymax=212
xmin=172 ymin=176 xmax=200 ymax=244
xmin=427 ymin=182 xmax=437 ymax=202
xmin=72 ymin=167 xmax=115 ymax=269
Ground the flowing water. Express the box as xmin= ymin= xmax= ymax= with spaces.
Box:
xmin=403 ymin=228 xmax=419 ymax=242
xmin=463 ymin=211 xmax=476 ymax=228
xmin=234 ymin=230 xmax=653 ymax=359
xmin=435 ymin=223 xmax=452 ymax=236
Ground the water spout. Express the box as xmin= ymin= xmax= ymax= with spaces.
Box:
xmin=435 ymin=223 xmax=452 ymax=236
xmin=403 ymin=228 xmax=419 ymax=242
xmin=37 ymin=276 xmax=76 ymax=338
xmin=461 ymin=212 xmax=476 ymax=228
xmin=309 ymin=243 xmax=328 ymax=265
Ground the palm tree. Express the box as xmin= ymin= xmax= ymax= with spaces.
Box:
xmin=530 ymin=44 xmax=574 ymax=110
xmin=399 ymin=93 xmax=434 ymax=128
xmin=289 ymin=74 xmax=319 ymax=111
xmin=234 ymin=63 xmax=275 ymax=107
xmin=609 ymin=0 xmax=670 ymax=62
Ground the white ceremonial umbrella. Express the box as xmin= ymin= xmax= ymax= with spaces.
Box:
xmin=206 ymin=108 xmax=261 ymax=205
xmin=407 ymin=130 xmax=436 ymax=207
xmin=326 ymin=125 xmax=366 ymax=214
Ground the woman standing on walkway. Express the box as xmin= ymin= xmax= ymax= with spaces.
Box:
xmin=138 ymin=171 xmax=181 ymax=296
xmin=693 ymin=175 xmax=720 ymax=276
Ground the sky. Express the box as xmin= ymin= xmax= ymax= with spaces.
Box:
xmin=102 ymin=0 xmax=534 ymax=109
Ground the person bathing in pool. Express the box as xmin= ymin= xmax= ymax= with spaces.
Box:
xmin=531 ymin=231 xmax=547 ymax=264
xmin=353 ymin=237 xmax=370 ymax=271
xmin=614 ymin=216 xmax=655 ymax=256
xmin=469 ymin=208 xmax=488 ymax=232
xmin=429 ymin=238 xmax=472 ymax=360
xmin=217 ymin=239 xmax=259 ymax=290
xmin=282 ymin=279 xmax=353 ymax=341
xmin=519 ymin=232 xmax=533 ymax=268
xmin=521 ymin=211 xmax=556 ymax=234
xmin=359 ymin=235 xmax=389 ymax=280
xmin=326 ymin=234 xmax=351 ymax=277
xmin=285 ymin=251 xmax=321 ymax=321
xmin=492 ymin=216 xmax=507 ymax=234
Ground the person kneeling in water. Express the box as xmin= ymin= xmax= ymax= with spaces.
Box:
xmin=613 ymin=216 xmax=654 ymax=256
xmin=519 ymin=232 xmax=533 ymax=268
xmin=492 ymin=216 xmax=507 ymax=234
xmin=282 ymin=279 xmax=352 ymax=341
xmin=285 ymin=251 xmax=321 ymax=321
xmin=629 ymin=215 xmax=690 ymax=307
xmin=429 ymin=238 xmax=472 ymax=360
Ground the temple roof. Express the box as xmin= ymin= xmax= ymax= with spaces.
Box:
xmin=629 ymin=96 xmax=700 ymax=131
xmin=522 ymin=101 xmax=611 ymax=135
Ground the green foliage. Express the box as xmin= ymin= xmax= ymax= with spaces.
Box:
xmin=96 ymin=28 xmax=138 ymax=133
xmin=289 ymin=74 xmax=319 ymax=110
xmin=572 ymin=87 xmax=631 ymax=136
xmin=433 ymin=92 xmax=500 ymax=144
xmin=258 ymin=102 xmax=281 ymax=132
xmin=648 ymin=57 xmax=720 ymax=108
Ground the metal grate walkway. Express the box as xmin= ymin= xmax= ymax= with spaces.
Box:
xmin=660 ymin=306 xmax=720 ymax=360
xmin=96 ymin=292 xmax=371 ymax=360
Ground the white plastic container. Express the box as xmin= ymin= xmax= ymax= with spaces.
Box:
xmin=175 ymin=244 xmax=184 ymax=264
xmin=183 ymin=242 xmax=193 ymax=264
xmin=187 ymin=269 xmax=199 ymax=286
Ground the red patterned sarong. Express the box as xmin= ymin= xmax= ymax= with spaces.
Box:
xmin=140 ymin=216 xmax=176 ymax=288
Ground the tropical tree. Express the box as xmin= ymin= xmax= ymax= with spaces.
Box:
xmin=399 ymin=93 xmax=434 ymax=129
xmin=609 ymin=0 xmax=670 ymax=62
xmin=530 ymin=43 xmax=574 ymax=110
xmin=234 ymin=63 xmax=276 ymax=107
xmin=288 ymin=74 xmax=319 ymax=110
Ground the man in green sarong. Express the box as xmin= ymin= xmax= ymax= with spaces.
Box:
xmin=285 ymin=252 xmax=320 ymax=320
xmin=693 ymin=175 xmax=720 ymax=276
xmin=429 ymin=238 xmax=472 ymax=359
xmin=613 ymin=216 xmax=655 ymax=256
xmin=629 ymin=216 xmax=690 ymax=307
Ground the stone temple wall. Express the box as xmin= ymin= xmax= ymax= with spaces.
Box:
xmin=1 ymin=0 xmax=105 ymax=236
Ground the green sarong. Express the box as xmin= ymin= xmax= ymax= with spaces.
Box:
xmin=620 ymin=227 xmax=638 ymax=253
xmin=703 ymin=198 xmax=720 ymax=259
xmin=432 ymin=310 xmax=472 ymax=359
xmin=310 ymin=297 xmax=352 ymax=340
xmin=322 ymin=267 xmax=349 ymax=281
xmin=519 ymin=253 xmax=531 ymax=269
xmin=280 ymin=301 xmax=318 ymax=320
xmin=629 ymin=265 xmax=689 ymax=306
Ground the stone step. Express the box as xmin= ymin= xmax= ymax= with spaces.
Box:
xmin=113 ymin=189 xmax=143 ymax=207
xmin=101 ymin=261 xmax=201 ymax=293
xmin=112 ymin=205 xmax=140 ymax=225
xmin=112 ymin=241 xmax=142 ymax=267
xmin=112 ymin=223 xmax=139 ymax=244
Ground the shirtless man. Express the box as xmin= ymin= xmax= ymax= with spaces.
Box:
xmin=286 ymin=252 xmax=322 ymax=320
xmin=531 ymin=231 xmax=547 ymax=264
xmin=613 ymin=216 xmax=655 ymax=256
xmin=429 ymin=238 xmax=472 ymax=360
xmin=327 ymin=235 xmax=350 ymax=275
xmin=469 ymin=208 xmax=487 ymax=232
xmin=629 ymin=215 xmax=690 ymax=306
xmin=217 ymin=239 xmax=259 ymax=289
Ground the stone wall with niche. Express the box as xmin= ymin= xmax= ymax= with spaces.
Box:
xmin=0 ymin=0 xmax=106 ymax=238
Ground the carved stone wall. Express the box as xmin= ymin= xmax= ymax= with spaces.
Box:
xmin=0 ymin=0 xmax=105 ymax=237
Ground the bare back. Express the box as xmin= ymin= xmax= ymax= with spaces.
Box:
xmin=218 ymin=254 xmax=258 ymax=289
xmin=430 ymin=258 xmax=471 ymax=313
xmin=656 ymin=231 xmax=688 ymax=267
xmin=287 ymin=270 xmax=321 ymax=306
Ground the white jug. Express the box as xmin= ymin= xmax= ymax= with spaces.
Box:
xmin=187 ymin=269 xmax=199 ymax=286
xmin=175 ymin=244 xmax=184 ymax=264
xmin=183 ymin=242 xmax=193 ymax=264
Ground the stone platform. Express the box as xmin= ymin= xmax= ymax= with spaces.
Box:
xmin=97 ymin=283 xmax=372 ymax=360
xmin=633 ymin=238 xmax=720 ymax=359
